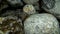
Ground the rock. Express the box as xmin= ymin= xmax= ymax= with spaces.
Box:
xmin=23 ymin=0 xmax=39 ymax=4
xmin=42 ymin=0 xmax=55 ymax=9
xmin=1 ymin=9 xmax=28 ymax=20
xmin=23 ymin=5 xmax=36 ymax=15
xmin=0 ymin=4 xmax=8 ymax=11
xmin=0 ymin=0 xmax=2 ymax=3
xmin=24 ymin=13 xmax=59 ymax=34
xmin=0 ymin=16 xmax=24 ymax=34
xmin=7 ymin=0 xmax=23 ymax=6
xmin=0 ymin=30 xmax=4 ymax=34
xmin=42 ymin=0 xmax=60 ymax=19
xmin=55 ymin=0 xmax=60 ymax=2
xmin=59 ymin=28 xmax=60 ymax=34
xmin=33 ymin=3 xmax=40 ymax=11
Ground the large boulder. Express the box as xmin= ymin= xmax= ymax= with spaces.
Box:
xmin=24 ymin=13 xmax=59 ymax=34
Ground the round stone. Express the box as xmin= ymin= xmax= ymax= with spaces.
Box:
xmin=23 ymin=5 xmax=36 ymax=15
xmin=7 ymin=0 xmax=23 ymax=6
xmin=24 ymin=13 xmax=59 ymax=34
xmin=23 ymin=0 xmax=39 ymax=4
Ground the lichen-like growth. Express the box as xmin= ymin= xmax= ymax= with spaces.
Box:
xmin=0 ymin=16 xmax=24 ymax=34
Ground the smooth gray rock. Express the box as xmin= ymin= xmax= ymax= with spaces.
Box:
xmin=7 ymin=0 xmax=23 ymax=6
xmin=0 ymin=0 xmax=1 ymax=3
xmin=33 ymin=3 xmax=40 ymax=11
xmin=55 ymin=0 xmax=60 ymax=2
xmin=42 ymin=0 xmax=60 ymax=19
xmin=59 ymin=28 xmax=60 ymax=34
xmin=24 ymin=13 xmax=59 ymax=34
xmin=23 ymin=0 xmax=39 ymax=4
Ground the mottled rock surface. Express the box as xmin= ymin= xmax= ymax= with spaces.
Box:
xmin=42 ymin=0 xmax=60 ymax=19
xmin=0 ymin=16 xmax=24 ymax=34
xmin=24 ymin=13 xmax=59 ymax=34
xmin=42 ymin=0 xmax=55 ymax=9
xmin=23 ymin=5 xmax=36 ymax=15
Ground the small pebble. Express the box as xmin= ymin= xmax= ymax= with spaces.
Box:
xmin=23 ymin=5 xmax=36 ymax=15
